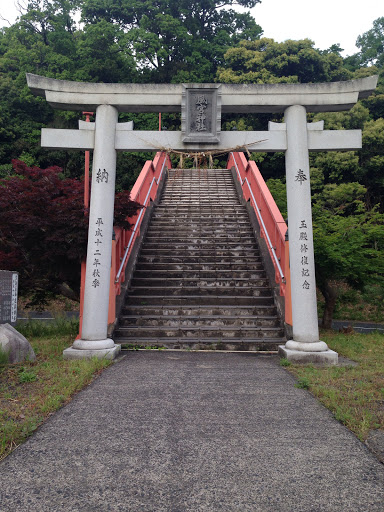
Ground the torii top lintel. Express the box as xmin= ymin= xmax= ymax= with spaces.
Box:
xmin=26 ymin=74 xmax=378 ymax=114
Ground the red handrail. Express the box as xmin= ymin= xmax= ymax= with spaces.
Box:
xmin=78 ymin=151 xmax=171 ymax=337
xmin=227 ymin=152 xmax=292 ymax=325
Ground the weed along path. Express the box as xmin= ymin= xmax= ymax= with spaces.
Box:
xmin=1 ymin=352 xmax=384 ymax=511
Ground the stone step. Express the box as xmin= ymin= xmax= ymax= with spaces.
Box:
xmin=164 ymin=184 xmax=235 ymax=188
xmin=151 ymin=215 xmax=249 ymax=222
xmin=165 ymin=181 xmax=234 ymax=184
xmin=152 ymin=214 xmax=247 ymax=220
xmin=146 ymin=227 xmax=254 ymax=234
xmin=135 ymin=262 xmax=265 ymax=271
xmin=144 ymin=234 xmax=256 ymax=242
xmin=162 ymin=189 xmax=237 ymax=194
xmin=163 ymin=194 xmax=237 ymax=197
xmin=140 ymin=243 xmax=259 ymax=250
xmin=130 ymin=277 xmax=270 ymax=288
xmin=161 ymin=190 xmax=237 ymax=194
xmin=137 ymin=255 xmax=263 ymax=264
xmin=119 ymin=315 xmax=280 ymax=328
xmin=121 ymin=305 xmax=278 ymax=317
xmin=160 ymin=197 xmax=238 ymax=201
xmin=145 ymin=233 xmax=255 ymax=240
xmin=124 ymin=295 xmax=274 ymax=306
xmin=160 ymin=202 xmax=239 ymax=205
xmin=133 ymin=270 xmax=266 ymax=279
xmin=115 ymin=338 xmax=284 ymax=351
xmin=150 ymin=217 xmax=249 ymax=222
xmin=159 ymin=202 xmax=239 ymax=206
xmin=154 ymin=205 xmax=244 ymax=210
xmin=145 ymin=236 xmax=256 ymax=242
xmin=140 ymin=243 xmax=258 ymax=251
xmin=143 ymin=240 xmax=257 ymax=247
xmin=148 ymin=225 xmax=252 ymax=232
xmin=128 ymin=286 xmax=272 ymax=297
xmin=167 ymin=171 xmax=232 ymax=175
xmin=162 ymin=184 xmax=236 ymax=187
xmin=139 ymin=249 xmax=260 ymax=258
xmin=149 ymin=221 xmax=251 ymax=228
xmin=166 ymin=178 xmax=233 ymax=182
xmin=114 ymin=325 xmax=284 ymax=339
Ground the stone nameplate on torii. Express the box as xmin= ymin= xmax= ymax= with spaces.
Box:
xmin=181 ymin=84 xmax=221 ymax=144
xmin=26 ymin=74 xmax=378 ymax=362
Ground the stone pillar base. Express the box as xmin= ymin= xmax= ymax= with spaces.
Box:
xmin=63 ymin=344 xmax=121 ymax=360
xmin=279 ymin=345 xmax=338 ymax=365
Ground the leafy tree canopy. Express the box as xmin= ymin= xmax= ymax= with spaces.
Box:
xmin=217 ymin=38 xmax=352 ymax=84
xmin=80 ymin=0 xmax=262 ymax=82
xmin=312 ymin=183 xmax=384 ymax=328
xmin=356 ymin=16 xmax=384 ymax=67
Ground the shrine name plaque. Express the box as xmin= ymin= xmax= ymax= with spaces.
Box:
xmin=182 ymin=84 xmax=221 ymax=144
xmin=0 ymin=270 xmax=18 ymax=324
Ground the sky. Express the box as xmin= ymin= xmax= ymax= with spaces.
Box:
xmin=0 ymin=0 xmax=382 ymax=57
xmin=250 ymin=0 xmax=382 ymax=56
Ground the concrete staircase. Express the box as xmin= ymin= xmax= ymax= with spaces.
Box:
xmin=114 ymin=168 xmax=286 ymax=350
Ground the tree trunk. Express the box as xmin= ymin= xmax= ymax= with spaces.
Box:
xmin=320 ymin=281 xmax=338 ymax=329
xmin=55 ymin=282 xmax=80 ymax=303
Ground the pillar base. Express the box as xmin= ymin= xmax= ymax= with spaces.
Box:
xmin=285 ymin=339 xmax=329 ymax=352
xmin=73 ymin=338 xmax=115 ymax=350
xmin=63 ymin=344 xmax=121 ymax=360
xmin=279 ymin=345 xmax=338 ymax=365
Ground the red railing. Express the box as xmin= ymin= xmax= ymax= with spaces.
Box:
xmin=227 ymin=152 xmax=292 ymax=325
xmin=78 ymin=151 xmax=171 ymax=337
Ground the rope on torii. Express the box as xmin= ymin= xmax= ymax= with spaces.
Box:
xmin=133 ymin=136 xmax=268 ymax=169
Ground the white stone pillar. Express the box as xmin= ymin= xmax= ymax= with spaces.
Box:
xmin=281 ymin=105 xmax=336 ymax=362
xmin=64 ymin=105 xmax=121 ymax=359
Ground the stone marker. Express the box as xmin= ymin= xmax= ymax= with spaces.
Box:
xmin=0 ymin=270 xmax=18 ymax=324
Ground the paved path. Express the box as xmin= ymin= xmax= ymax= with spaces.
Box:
xmin=1 ymin=352 xmax=383 ymax=511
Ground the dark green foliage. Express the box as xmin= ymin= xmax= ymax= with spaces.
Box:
xmin=81 ymin=0 xmax=262 ymax=83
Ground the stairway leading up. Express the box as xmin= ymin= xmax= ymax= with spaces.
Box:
xmin=113 ymin=168 xmax=286 ymax=350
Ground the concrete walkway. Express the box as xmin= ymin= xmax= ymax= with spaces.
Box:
xmin=1 ymin=352 xmax=383 ymax=511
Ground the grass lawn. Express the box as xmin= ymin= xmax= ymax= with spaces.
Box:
xmin=284 ymin=330 xmax=384 ymax=441
xmin=0 ymin=320 xmax=112 ymax=461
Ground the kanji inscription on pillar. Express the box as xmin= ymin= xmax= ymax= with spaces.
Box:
xmin=297 ymin=218 xmax=313 ymax=290
xmin=91 ymin=216 xmax=104 ymax=288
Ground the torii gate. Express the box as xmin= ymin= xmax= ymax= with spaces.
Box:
xmin=27 ymin=74 xmax=378 ymax=362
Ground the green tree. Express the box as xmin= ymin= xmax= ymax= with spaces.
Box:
xmin=267 ymin=177 xmax=384 ymax=327
xmin=312 ymin=183 xmax=384 ymax=328
xmin=356 ymin=17 xmax=384 ymax=67
xmin=217 ymin=38 xmax=351 ymax=84
xmin=0 ymin=0 xmax=139 ymax=171
xmin=80 ymin=0 xmax=263 ymax=82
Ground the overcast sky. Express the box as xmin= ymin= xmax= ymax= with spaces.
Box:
xmin=0 ymin=0 xmax=382 ymax=57
xmin=251 ymin=0 xmax=382 ymax=56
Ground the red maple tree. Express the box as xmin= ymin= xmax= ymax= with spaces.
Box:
xmin=0 ymin=160 xmax=141 ymax=307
